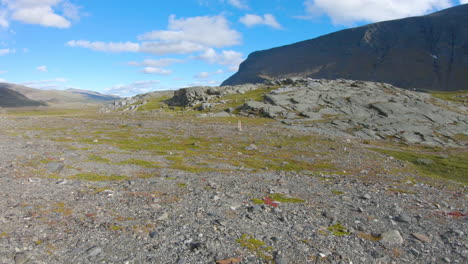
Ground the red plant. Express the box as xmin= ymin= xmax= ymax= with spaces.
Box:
xmin=264 ymin=197 xmax=278 ymax=208
xmin=447 ymin=211 xmax=466 ymax=217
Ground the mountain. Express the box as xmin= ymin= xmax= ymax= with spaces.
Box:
xmin=0 ymin=83 xmax=120 ymax=107
xmin=222 ymin=4 xmax=468 ymax=91
xmin=0 ymin=87 xmax=47 ymax=107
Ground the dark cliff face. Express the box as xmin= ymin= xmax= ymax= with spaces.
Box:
xmin=222 ymin=4 xmax=468 ymax=91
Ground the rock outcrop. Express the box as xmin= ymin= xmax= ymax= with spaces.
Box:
xmin=222 ymin=4 xmax=468 ymax=92
xmin=239 ymin=78 xmax=468 ymax=146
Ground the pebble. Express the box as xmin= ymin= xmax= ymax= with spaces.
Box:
xmin=362 ymin=194 xmax=371 ymax=200
xmin=157 ymin=212 xmax=169 ymax=221
xmin=245 ymin=144 xmax=258 ymax=151
xmin=380 ymin=230 xmax=404 ymax=245
xmin=412 ymin=233 xmax=432 ymax=243
xmin=395 ymin=213 xmax=412 ymax=223
xmin=87 ymin=246 xmax=103 ymax=257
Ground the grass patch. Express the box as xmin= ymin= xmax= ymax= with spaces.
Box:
xmin=372 ymin=148 xmax=468 ymax=184
xmin=252 ymin=198 xmax=265 ymax=204
xmin=269 ymin=193 xmax=305 ymax=203
xmin=237 ymin=234 xmax=274 ymax=262
xmin=70 ymin=173 xmax=129 ymax=182
xmin=430 ymin=91 xmax=468 ymax=104
xmin=117 ymin=159 xmax=161 ymax=168
xmin=87 ymin=154 xmax=111 ymax=163
xmin=327 ymin=223 xmax=350 ymax=236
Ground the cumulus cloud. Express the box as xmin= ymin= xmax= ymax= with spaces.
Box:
xmin=0 ymin=78 xmax=6 ymax=82
xmin=138 ymin=15 xmax=241 ymax=48
xmin=104 ymin=80 xmax=161 ymax=97
xmin=194 ymin=69 xmax=224 ymax=79
xmin=239 ymin=14 xmax=282 ymax=29
xmin=226 ymin=0 xmax=249 ymax=9
xmin=460 ymin=0 xmax=468 ymax=4
xmin=21 ymin=78 xmax=67 ymax=89
xmin=140 ymin=41 xmax=206 ymax=55
xmin=1 ymin=0 xmax=80 ymax=28
xmin=196 ymin=48 xmax=244 ymax=70
xmin=36 ymin=65 xmax=48 ymax=72
xmin=0 ymin=48 xmax=15 ymax=55
xmin=127 ymin=58 xmax=182 ymax=67
xmin=141 ymin=67 xmax=172 ymax=75
xmin=0 ymin=9 xmax=8 ymax=27
xmin=66 ymin=40 xmax=140 ymax=53
xmin=67 ymin=14 xmax=242 ymax=57
xmin=303 ymin=0 xmax=453 ymax=24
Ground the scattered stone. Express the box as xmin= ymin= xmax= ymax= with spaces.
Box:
xmin=87 ymin=246 xmax=103 ymax=257
xmin=412 ymin=233 xmax=432 ymax=243
xmin=395 ymin=214 xmax=412 ymax=223
xmin=14 ymin=252 xmax=30 ymax=264
xmin=380 ymin=230 xmax=404 ymax=245
xmin=157 ymin=212 xmax=169 ymax=221
xmin=245 ymin=144 xmax=258 ymax=151
xmin=361 ymin=194 xmax=371 ymax=200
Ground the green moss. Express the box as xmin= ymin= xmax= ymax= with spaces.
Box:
xmin=236 ymin=234 xmax=274 ymax=262
xmin=327 ymin=223 xmax=350 ymax=236
xmin=331 ymin=190 xmax=344 ymax=195
xmin=430 ymin=90 xmax=468 ymax=104
xmin=176 ymin=183 xmax=187 ymax=188
xmin=109 ymin=225 xmax=124 ymax=231
xmin=87 ymin=154 xmax=111 ymax=163
xmin=372 ymin=148 xmax=468 ymax=184
xmin=0 ymin=232 xmax=9 ymax=238
xmin=137 ymin=96 xmax=183 ymax=112
xmin=71 ymin=173 xmax=129 ymax=182
xmin=117 ymin=159 xmax=161 ymax=168
xmin=252 ymin=198 xmax=265 ymax=204
xmin=269 ymin=193 xmax=305 ymax=203
xmin=204 ymin=86 xmax=278 ymax=112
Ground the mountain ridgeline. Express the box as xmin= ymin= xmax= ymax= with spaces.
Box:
xmin=0 ymin=83 xmax=119 ymax=107
xmin=222 ymin=4 xmax=468 ymax=91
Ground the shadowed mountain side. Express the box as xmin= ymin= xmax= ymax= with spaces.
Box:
xmin=0 ymin=87 xmax=46 ymax=107
xmin=222 ymin=4 xmax=468 ymax=91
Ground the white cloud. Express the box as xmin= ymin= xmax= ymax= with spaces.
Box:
xmin=196 ymin=48 xmax=244 ymax=70
xmin=140 ymin=41 xmax=206 ymax=55
xmin=142 ymin=67 xmax=172 ymax=75
xmin=194 ymin=69 xmax=224 ymax=79
xmin=37 ymin=65 xmax=48 ymax=72
xmin=0 ymin=9 xmax=8 ymax=27
xmin=21 ymin=78 xmax=67 ymax=89
xmin=66 ymin=40 xmax=140 ymax=53
xmin=0 ymin=48 xmax=15 ymax=55
xmin=105 ymin=80 xmax=161 ymax=97
xmin=304 ymin=0 xmax=453 ymax=24
xmin=460 ymin=0 xmax=468 ymax=4
xmin=127 ymin=58 xmax=182 ymax=67
xmin=138 ymin=15 xmax=241 ymax=48
xmin=226 ymin=0 xmax=249 ymax=9
xmin=240 ymin=14 xmax=282 ymax=29
xmin=1 ymin=0 xmax=79 ymax=28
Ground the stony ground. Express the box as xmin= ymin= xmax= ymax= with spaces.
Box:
xmin=0 ymin=111 xmax=466 ymax=264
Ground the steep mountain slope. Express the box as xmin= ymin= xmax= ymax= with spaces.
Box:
xmin=0 ymin=83 xmax=119 ymax=106
xmin=222 ymin=4 xmax=468 ymax=91
xmin=0 ymin=87 xmax=46 ymax=107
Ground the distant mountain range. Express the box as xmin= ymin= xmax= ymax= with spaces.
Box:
xmin=222 ymin=4 xmax=468 ymax=91
xmin=0 ymin=83 xmax=119 ymax=107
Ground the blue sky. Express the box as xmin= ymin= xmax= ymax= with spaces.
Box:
xmin=0 ymin=0 xmax=466 ymax=97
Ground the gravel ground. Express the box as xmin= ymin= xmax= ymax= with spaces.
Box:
xmin=0 ymin=113 xmax=466 ymax=264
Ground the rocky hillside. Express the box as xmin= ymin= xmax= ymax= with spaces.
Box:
xmin=0 ymin=83 xmax=119 ymax=107
xmin=116 ymin=78 xmax=467 ymax=147
xmin=222 ymin=4 xmax=468 ymax=92
xmin=0 ymin=87 xmax=47 ymax=107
